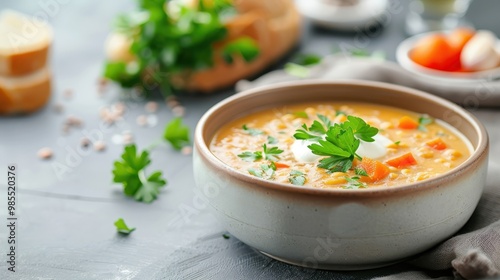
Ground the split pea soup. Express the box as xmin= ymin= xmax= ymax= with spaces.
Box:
xmin=210 ymin=102 xmax=472 ymax=189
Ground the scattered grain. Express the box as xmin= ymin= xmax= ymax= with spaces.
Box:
xmin=37 ymin=147 xmax=53 ymax=159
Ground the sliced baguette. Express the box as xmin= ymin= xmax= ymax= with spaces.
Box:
xmin=0 ymin=66 xmax=51 ymax=114
xmin=0 ymin=10 xmax=52 ymax=76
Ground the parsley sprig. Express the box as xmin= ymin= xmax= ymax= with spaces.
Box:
xmin=112 ymin=144 xmax=167 ymax=203
xmin=238 ymin=144 xmax=284 ymax=162
xmin=295 ymin=115 xmax=378 ymax=173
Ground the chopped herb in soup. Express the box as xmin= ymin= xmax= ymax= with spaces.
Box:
xmin=210 ymin=103 xmax=472 ymax=189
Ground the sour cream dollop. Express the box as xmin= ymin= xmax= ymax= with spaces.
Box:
xmin=291 ymin=134 xmax=393 ymax=163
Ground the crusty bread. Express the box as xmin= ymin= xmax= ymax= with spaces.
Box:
xmin=105 ymin=0 xmax=301 ymax=93
xmin=185 ymin=0 xmax=301 ymax=92
xmin=0 ymin=10 xmax=52 ymax=76
xmin=0 ymin=66 xmax=51 ymax=114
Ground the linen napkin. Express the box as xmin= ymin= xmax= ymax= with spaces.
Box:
xmin=236 ymin=55 xmax=500 ymax=108
xmin=236 ymin=57 xmax=500 ymax=279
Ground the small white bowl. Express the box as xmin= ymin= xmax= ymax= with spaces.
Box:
xmin=296 ymin=0 xmax=389 ymax=31
xmin=193 ymin=81 xmax=489 ymax=270
xmin=396 ymin=31 xmax=500 ymax=83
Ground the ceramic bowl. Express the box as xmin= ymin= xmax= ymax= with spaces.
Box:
xmin=193 ymin=81 xmax=489 ymax=270
xmin=396 ymin=31 xmax=500 ymax=83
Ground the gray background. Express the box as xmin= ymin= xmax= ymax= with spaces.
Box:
xmin=0 ymin=0 xmax=499 ymax=279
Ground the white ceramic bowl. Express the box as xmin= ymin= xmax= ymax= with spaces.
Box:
xmin=193 ymin=81 xmax=489 ymax=270
xmin=396 ymin=31 xmax=500 ymax=83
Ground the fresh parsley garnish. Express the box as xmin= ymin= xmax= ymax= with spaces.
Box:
xmin=289 ymin=170 xmax=306 ymax=186
xmin=267 ymin=136 xmax=278 ymax=144
xmin=238 ymin=144 xmax=283 ymax=162
xmin=394 ymin=141 xmax=401 ymax=145
xmin=343 ymin=176 xmax=367 ymax=189
xmin=248 ymin=163 xmax=276 ymax=179
xmin=164 ymin=117 xmax=190 ymax=150
xmin=242 ymin=124 xmax=264 ymax=136
xmin=290 ymin=53 xmax=322 ymax=66
xmin=114 ymin=218 xmax=136 ymax=235
xmin=298 ymin=116 xmax=378 ymax=173
xmin=112 ymin=144 xmax=167 ymax=203
xmin=335 ymin=110 xmax=347 ymax=116
xmin=222 ymin=233 xmax=230 ymax=239
xmin=418 ymin=115 xmax=433 ymax=132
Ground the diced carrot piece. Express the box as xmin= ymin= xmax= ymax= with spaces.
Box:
xmin=358 ymin=157 xmax=390 ymax=182
xmin=274 ymin=162 xmax=290 ymax=169
xmin=426 ymin=138 xmax=447 ymax=150
xmin=386 ymin=153 xmax=418 ymax=168
xmin=398 ymin=116 xmax=419 ymax=130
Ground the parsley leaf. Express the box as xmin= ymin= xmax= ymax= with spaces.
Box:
xmin=238 ymin=151 xmax=262 ymax=162
xmin=293 ymin=111 xmax=309 ymax=118
xmin=289 ymin=170 xmax=307 ymax=186
xmin=112 ymin=144 xmax=167 ymax=203
xmin=342 ymin=116 xmax=378 ymax=142
xmin=222 ymin=37 xmax=260 ymax=63
xmin=302 ymin=116 xmax=378 ymax=173
xmin=290 ymin=53 xmax=322 ymax=66
xmin=242 ymin=124 xmax=264 ymax=136
xmin=248 ymin=164 xmax=276 ymax=179
xmin=284 ymin=53 xmax=322 ymax=78
xmin=293 ymin=114 xmax=333 ymax=141
xmin=262 ymin=144 xmax=284 ymax=161
xmin=418 ymin=115 xmax=434 ymax=132
xmin=267 ymin=136 xmax=278 ymax=144
xmin=343 ymin=176 xmax=367 ymax=189
xmin=114 ymin=218 xmax=136 ymax=235
xmin=238 ymin=144 xmax=283 ymax=162
xmin=164 ymin=117 xmax=190 ymax=150
xmin=354 ymin=167 xmax=368 ymax=176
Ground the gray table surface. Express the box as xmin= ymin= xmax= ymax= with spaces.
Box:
xmin=0 ymin=1 xmax=499 ymax=279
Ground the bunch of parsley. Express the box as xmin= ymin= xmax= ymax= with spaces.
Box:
xmin=104 ymin=0 xmax=260 ymax=95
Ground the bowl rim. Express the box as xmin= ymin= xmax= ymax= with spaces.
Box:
xmin=396 ymin=30 xmax=500 ymax=83
xmin=194 ymin=80 xmax=488 ymax=198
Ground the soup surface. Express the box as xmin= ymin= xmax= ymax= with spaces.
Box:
xmin=210 ymin=102 xmax=471 ymax=189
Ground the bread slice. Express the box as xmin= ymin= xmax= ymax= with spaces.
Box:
xmin=0 ymin=66 xmax=51 ymax=114
xmin=0 ymin=10 xmax=52 ymax=76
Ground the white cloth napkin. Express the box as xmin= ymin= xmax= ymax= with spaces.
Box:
xmin=236 ymin=55 xmax=500 ymax=108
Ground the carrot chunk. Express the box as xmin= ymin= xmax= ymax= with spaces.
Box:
xmin=426 ymin=138 xmax=448 ymax=150
xmin=398 ymin=116 xmax=419 ymax=130
xmin=386 ymin=153 xmax=418 ymax=168
xmin=358 ymin=157 xmax=390 ymax=182
xmin=274 ymin=162 xmax=290 ymax=169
